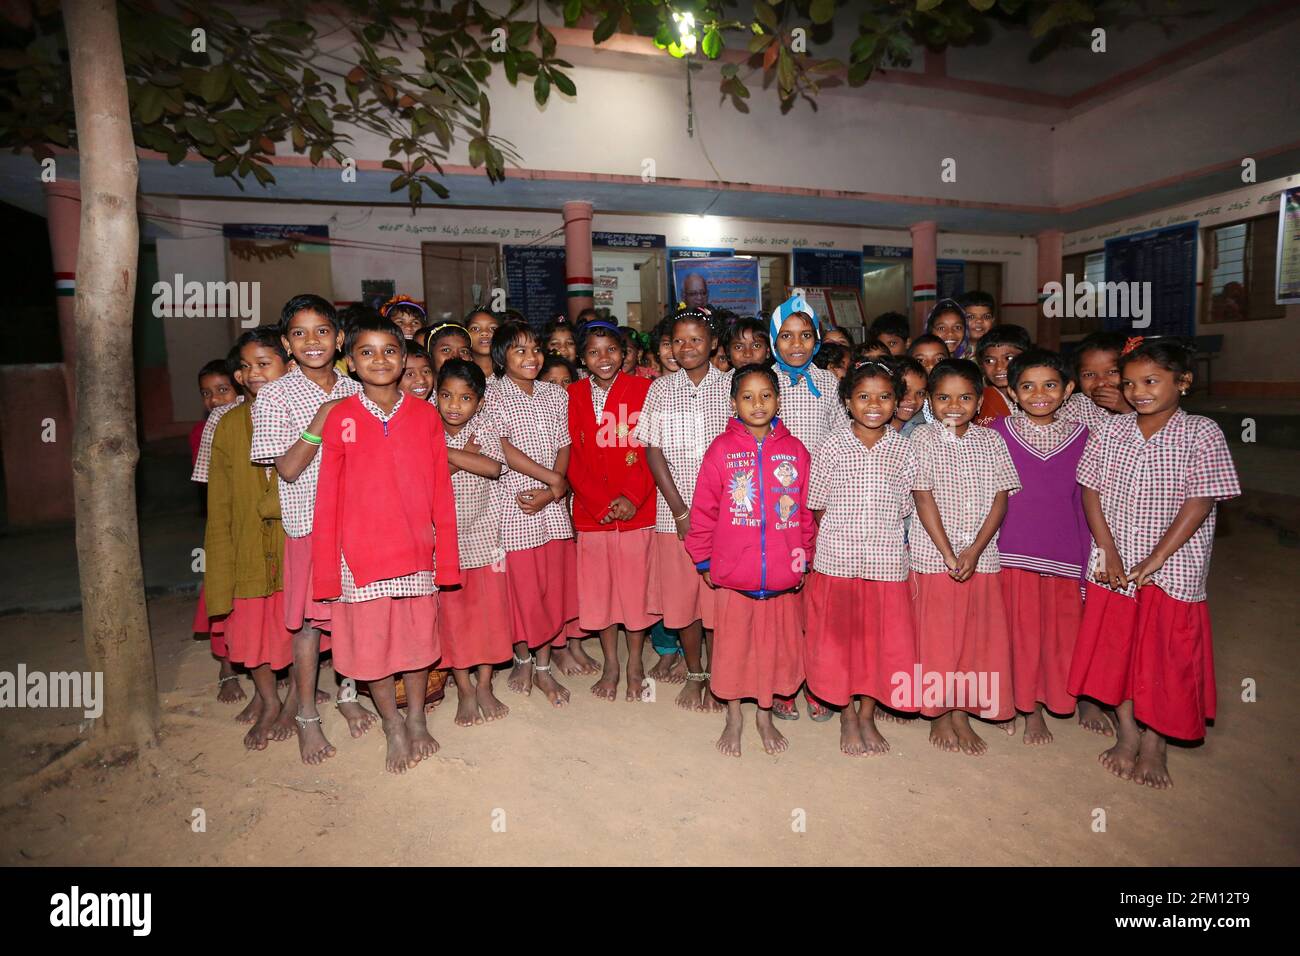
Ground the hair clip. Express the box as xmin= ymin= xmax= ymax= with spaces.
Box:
xmin=1121 ymin=335 xmax=1144 ymax=356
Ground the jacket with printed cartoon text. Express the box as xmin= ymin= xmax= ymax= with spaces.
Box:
xmin=685 ymin=416 xmax=815 ymax=597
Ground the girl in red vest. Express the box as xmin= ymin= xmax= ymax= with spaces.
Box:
xmin=566 ymin=319 xmax=659 ymax=702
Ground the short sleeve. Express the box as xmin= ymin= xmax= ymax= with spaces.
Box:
xmin=989 ymin=432 xmax=1021 ymax=496
xmin=554 ymin=387 xmax=571 ymax=449
xmin=1076 ymin=425 xmax=1105 ymax=490
xmin=1187 ymin=421 xmax=1241 ymax=501
xmin=911 ymin=428 xmax=935 ymax=492
xmin=475 ymin=409 xmax=507 ymax=465
xmin=249 ymin=386 xmax=292 ymax=464
xmin=899 ymin=442 xmax=920 ymax=515
xmin=807 ymin=441 xmax=834 ymax=510
xmin=632 ymin=380 xmax=663 ymax=447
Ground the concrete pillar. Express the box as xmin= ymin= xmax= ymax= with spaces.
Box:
xmin=909 ymin=220 xmax=938 ymax=339
xmin=44 ymin=179 xmax=81 ymax=414
xmin=562 ymin=200 xmax=594 ymax=321
xmin=1036 ymin=229 xmax=1065 ymax=350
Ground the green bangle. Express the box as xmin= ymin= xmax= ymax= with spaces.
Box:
xmin=300 ymin=430 xmax=323 ymax=445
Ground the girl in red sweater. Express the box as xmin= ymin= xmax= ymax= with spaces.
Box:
xmin=567 ymin=319 xmax=659 ymax=702
xmin=685 ymin=365 xmax=816 ymax=757
xmin=313 ymin=314 xmax=461 ymax=774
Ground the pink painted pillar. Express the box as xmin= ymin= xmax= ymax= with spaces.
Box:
xmin=909 ymin=220 xmax=938 ymax=339
xmin=562 ymin=200 xmax=594 ymax=321
xmin=1036 ymin=229 xmax=1064 ymax=351
xmin=45 ymin=179 xmax=81 ymax=415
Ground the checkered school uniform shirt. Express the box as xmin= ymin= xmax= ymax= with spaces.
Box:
xmin=633 ymin=365 xmax=733 ymax=533
xmin=1076 ymin=409 xmax=1240 ymax=603
xmin=249 ymin=366 xmax=362 ymax=538
xmin=590 ymin=375 xmax=614 ymax=421
xmin=910 ymin=422 xmax=1021 ymax=575
xmin=190 ymin=396 xmax=244 ymax=483
xmin=1004 ymin=414 xmax=1084 ymax=456
xmin=775 ymin=366 xmax=848 ymax=454
xmin=481 ymin=375 xmax=574 ymax=552
xmin=1010 ymin=391 xmax=1109 ymax=431
xmin=808 ymin=425 xmax=918 ymax=582
xmin=446 ymin=410 xmax=504 ymax=571
xmin=335 ymin=393 xmax=437 ymax=602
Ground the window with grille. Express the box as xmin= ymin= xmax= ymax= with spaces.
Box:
xmin=1204 ymin=216 xmax=1285 ymax=323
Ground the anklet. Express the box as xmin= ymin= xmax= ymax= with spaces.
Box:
xmin=217 ymin=675 xmax=240 ymax=685
xmin=534 ymin=663 xmax=552 ymax=673
xmin=686 ymin=671 xmax=711 ymax=682
xmin=513 ymin=652 xmax=534 ymax=666
xmin=293 ymin=714 xmax=322 ymax=727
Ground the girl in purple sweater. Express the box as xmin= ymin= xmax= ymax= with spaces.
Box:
xmin=991 ymin=349 xmax=1091 ymax=746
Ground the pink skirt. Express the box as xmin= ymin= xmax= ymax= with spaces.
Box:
xmin=709 ymin=588 xmax=804 ymax=707
xmin=646 ymin=531 xmax=715 ymax=630
xmin=576 ymin=527 xmax=659 ymax=632
xmin=437 ymin=564 xmax=515 ymax=669
xmin=282 ymin=533 xmax=333 ymax=634
xmin=1067 ymin=583 xmax=1215 ymax=741
xmin=1001 ymin=568 xmax=1083 ymax=715
xmin=803 ymin=572 xmax=918 ymax=708
xmin=911 ymin=571 xmax=1014 ymax=720
xmin=225 ymin=593 xmax=294 ymax=671
xmin=191 ymin=584 xmax=228 ymax=658
xmin=329 ymin=595 xmax=440 ymax=682
xmin=504 ymin=538 xmax=579 ymax=650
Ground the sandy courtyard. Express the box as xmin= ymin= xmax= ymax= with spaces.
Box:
xmin=1 ymin=513 xmax=1297 ymax=867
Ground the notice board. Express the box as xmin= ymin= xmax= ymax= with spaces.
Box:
xmin=1103 ymin=222 xmax=1198 ymax=336
xmin=504 ymin=245 xmax=566 ymax=329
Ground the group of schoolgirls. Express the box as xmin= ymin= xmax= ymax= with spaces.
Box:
xmin=190 ymin=288 xmax=1239 ymax=788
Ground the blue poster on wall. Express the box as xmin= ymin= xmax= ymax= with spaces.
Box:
xmin=1103 ymin=222 xmax=1198 ymax=336
xmin=793 ymin=248 xmax=864 ymax=288
xmin=667 ymin=247 xmax=734 ymax=305
xmin=504 ymin=245 xmax=567 ymax=330
xmin=669 ymin=256 xmax=761 ymax=317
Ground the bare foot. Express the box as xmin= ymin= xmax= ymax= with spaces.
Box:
xmin=404 ymin=712 xmax=440 ymax=764
xmin=952 ymin=711 xmax=987 ymax=756
xmin=1099 ymin=736 xmax=1140 ymax=781
xmin=755 ymin=709 xmax=789 ymax=755
xmin=625 ymin=665 xmax=647 ymax=702
xmin=666 ymin=653 xmax=688 ymax=684
xmin=550 ymin=645 xmax=585 ymax=678
xmin=876 ymin=707 xmax=917 ymax=725
xmin=701 ymin=680 xmax=726 ymax=713
xmin=929 ymin=712 xmax=961 ymax=753
xmin=267 ymin=684 xmax=296 ymax=742
xmin=476 ymin=680 xmax=509 ymax=721
xmin=533 ymin=666 xmax=571 ymax=708
xmin=840 ymin=711 xmax=868 ymax=756
xmin=337 ymin=698 xmax=377 ymax=738
xmin=591 ymin=666 xmax=619 ymax=701
xmin=1077 ymin=699 xmax=1115 ymax=737
xmin=217 ymin=670 xmax=246 ymax=704
xmin=996 ymin=715 xmax=1018 ymax=736
xmin=1132 ymin=734 xmax=1172 ymax=790
xmin=676 ymin=678 xmax=707 ymax=712
xmin=859 ymin=715 xmax=890 ymax=756
xmin=295 ymin=715 xmax=337 ymax=766
xmin=243 ymin=697 xmax=280 ymax=751
xmin=716 ymin=710 xmax=742 ymax=757
xmin=454 ymin=685 xmax=483 ymax=727
xmin=1022 ymin=708 xmax=1054 ymax=746
xmin=315 ymin=688 xmax=330 ymax=705
xmin=507 ymin=656 xmax=534 ymax=695
xmin=381 ymin=717 xmax=412 ymax=774
xmin=234 ymin=695 xmax=262 ymax=725
xmin=568 ymin=640 xmax=602 ymax=675
xmin=648 ymin=652 xmax=679 ymax=683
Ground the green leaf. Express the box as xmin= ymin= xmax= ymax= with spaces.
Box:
xmin=479 ymin=91 xmax=490 ymax=131
xmin=551 ymin=69 xmax=576 ymax=96
xmin=468 ymin=137 xmax=486 ymax=167
xmin=702 ymin=28 xmax=722 ymax=58
xmin=382 ymin=159 xmax=405 ymax=171
xmin=509 ymin=21 xmax=535 ymax=47
xmin=198 ymin=67 xmax=229 ymax=105
xmin=213 ymin=155 xmax=238 ymax=177
xmin=777 ymin=46 xmax=794 ymax=92
xmin=305 ymin=99 xmax=333 ymax=132
xmin=810 ymin=0 xmax=835 ymax=25
xmin=847 ymin=59 xmax=873 ymax=85
xmin=749 ymin=33 xmax=774 ymax=53
xmin=916 ymin=0 xmax=944 ymax=11
xmin=533 ymin=70 xmax=550 ymax=105
xmin=251 ymin=163 xmax=275 ymax=186
xmin=850 ymin=34 xmax=877 ymax=61
xmin=593 ymin=12 xmax=619 ymax=44
xmin=504 ymin=50 xmax=519 ymax=84
xmin=182 ymin=116 xmax=216 ymax=144
xmin=755 ymin=2 xmax=779 ymax=32
xmin=563 ymin=0 xmax=583 ymax=25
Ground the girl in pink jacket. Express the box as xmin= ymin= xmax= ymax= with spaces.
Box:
xmin=686 ymin=364 xmax=816 ymax=757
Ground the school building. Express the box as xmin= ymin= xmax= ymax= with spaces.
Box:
xmin=0 ymin=1 xmax=1297 ymax=524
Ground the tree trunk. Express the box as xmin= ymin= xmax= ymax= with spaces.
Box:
xmin=64 ymin=0 xmax=159 ymax=748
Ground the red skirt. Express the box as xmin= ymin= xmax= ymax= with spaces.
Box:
xmin=504 ymin=538 xmax=579 ymax=650
xmin=437 ymin=564 xmax=515 ymax=669
xmin=803 ymin=572 xmax=917 ymax=708
xmin=282 ymin=533 xmax=333 ymax=635
xmin=709 ymin=588 xmax=804 ymax=707
xmin=1067 ymin=583 xmax=1215 ymax=741
xmin=191 ymin=584 xmax=228 ymax=658
xmin=329 ymin=595 xmax=439 ymax=682
xmin=576 ymin=527 xmax=659 ymax=632
xmin=911 ymin=572 xmax=1014 ymax=720
xmin=647 ymin=531 xmax=715 ymax=630
xmin=225 ymin=593 xmax=294 ymax=671
xmin=1001 ymin=568 xmax=1084 ymax=715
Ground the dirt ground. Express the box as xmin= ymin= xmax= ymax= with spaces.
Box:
xmin=1 ymin=511 xmax=1297 ymax=867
